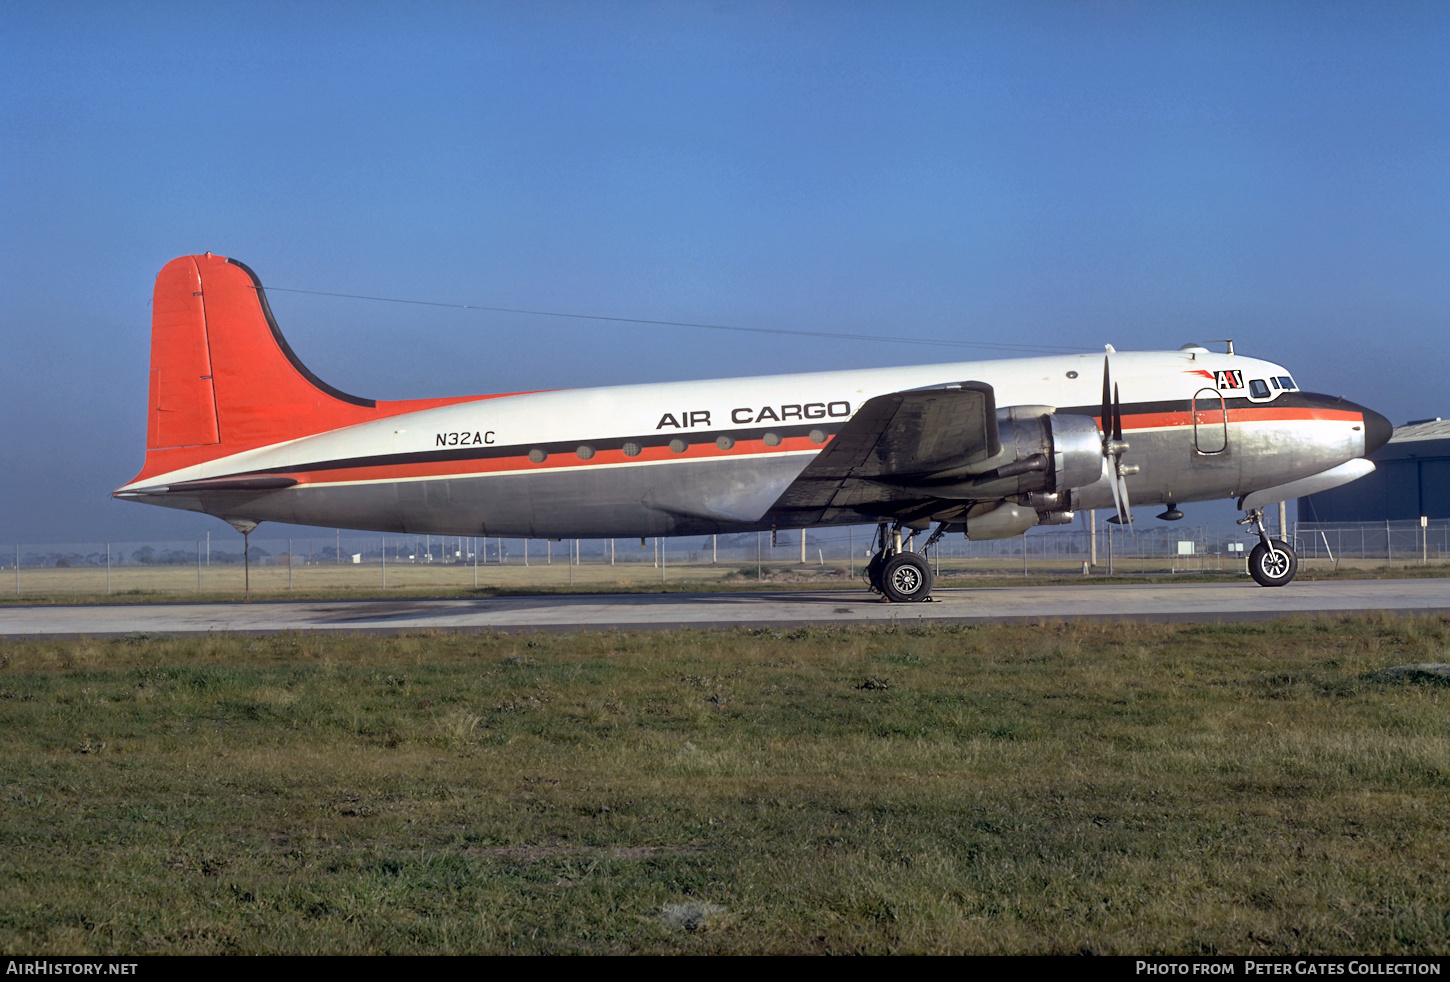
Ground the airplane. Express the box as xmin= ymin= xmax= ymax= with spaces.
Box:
xmin=115 ymin=253 xmax=1392 ymax=601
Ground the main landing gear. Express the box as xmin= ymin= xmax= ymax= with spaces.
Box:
xmin=865 ymin=521 xmax=943 ymax=603
xmin=1238 ymin=507 xmax=1298 ymax=587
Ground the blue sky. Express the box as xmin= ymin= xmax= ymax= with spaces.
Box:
xmin=2 ymin=1 xmax=1446 ymax=543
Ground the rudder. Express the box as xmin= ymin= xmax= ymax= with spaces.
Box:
xmin=147 ymin=256 xmax=221 ymax=449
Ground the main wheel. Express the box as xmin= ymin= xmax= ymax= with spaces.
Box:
xmin=881 ymin=553 xmax=933 ymax=603
xmin=1248 ymin=539 xmax=1297 ymax=587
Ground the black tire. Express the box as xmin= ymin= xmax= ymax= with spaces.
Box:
xmin=881 ymin=552 xmax=933 ymax=603
xmin=1248 ymin=539 xmax=1297 ymax=587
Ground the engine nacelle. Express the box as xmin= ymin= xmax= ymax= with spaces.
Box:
xmin=982 ymin=410 xmax=1102 ymax=497
xmin=963 ymin=502 xmax=1039 ymax=540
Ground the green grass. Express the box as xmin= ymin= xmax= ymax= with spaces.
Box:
xmin=1 ymin=617 xmax=1448 ymax=954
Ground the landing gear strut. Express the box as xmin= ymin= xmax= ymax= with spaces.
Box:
xmin=865 ymin=521 xmax=938 ymax=603
xmin=1238 ymin=507 xmax=1298 ymax=587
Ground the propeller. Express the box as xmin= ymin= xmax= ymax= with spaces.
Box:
xmin=1101 ymin=356 xmax=1134 ymax=525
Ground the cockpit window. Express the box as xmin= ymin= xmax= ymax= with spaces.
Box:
xmin=1249 ymin=379 xmax=1271 ymax=399
xmin=1277 ymin=376 xmax=1296 ymax=390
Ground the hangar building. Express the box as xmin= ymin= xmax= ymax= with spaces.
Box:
xmin=1298 ymin=418 xmax=1450 ymax=522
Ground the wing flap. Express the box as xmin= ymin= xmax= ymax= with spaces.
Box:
xmin=772 ymin=382 xmax=1000 ymax=524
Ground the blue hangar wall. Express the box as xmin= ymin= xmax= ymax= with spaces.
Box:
xmin=1299 ymin=419 xmax=1450 ymax=522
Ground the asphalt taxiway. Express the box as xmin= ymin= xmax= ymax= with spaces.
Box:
xmin=2 ymin=578 xmax=1448 ymax=638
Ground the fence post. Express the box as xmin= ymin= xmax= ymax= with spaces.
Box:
xmin=106 ymin=543 xmax=110 ymax=595
xmin=381 ymin=535 xmax=386 ymax=588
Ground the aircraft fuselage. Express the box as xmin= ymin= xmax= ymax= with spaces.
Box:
xmin=119 ymin=346 xmax=1381 ymax=539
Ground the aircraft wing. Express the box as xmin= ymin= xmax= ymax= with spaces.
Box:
xmin=772 ymin=382 xmax=1000 ymax=525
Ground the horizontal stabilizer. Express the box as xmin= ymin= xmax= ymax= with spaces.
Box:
xmin=118 ymin=476 xmax=299 ymax=496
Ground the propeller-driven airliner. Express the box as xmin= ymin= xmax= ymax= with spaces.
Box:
xmin=116 ymin=254 xmax=1392 ymax=601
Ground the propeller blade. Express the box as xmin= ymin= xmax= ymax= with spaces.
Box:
xmin=1101 ymin=357 xmax=1112 ymax=435
xmin=1101 ymin=353 xmax=1133 ymax=524
xmin=1107 ymin=459 xmax=1126 ymax=520
xmin=1115 ymin=468 xmax=1133 ymax=524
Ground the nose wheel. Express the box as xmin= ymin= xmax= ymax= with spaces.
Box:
xmin=864 ymin=521 xmax=938 ymax=602
xmin=1248 ymin=539 xmax=1298 ymax=587
xmin=1239 ymin=507 xmax=1298 ymax=587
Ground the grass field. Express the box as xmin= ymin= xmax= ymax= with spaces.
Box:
xmin=2 ymin=616 xmax=1448 ymax=954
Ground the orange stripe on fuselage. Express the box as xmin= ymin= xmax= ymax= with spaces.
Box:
xmin=1101 ymin=406 xmax=1364 ymax=431
xmin=283 ymin=434 xmax=822 ymax=488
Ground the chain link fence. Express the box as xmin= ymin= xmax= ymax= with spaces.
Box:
xmin=1294 ymin=520 xmax=1449 ymax=566
xmin=6 ymin=519 xmax=1445 ymax=597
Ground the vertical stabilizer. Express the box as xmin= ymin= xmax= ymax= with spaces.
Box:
xmin=125 ymin=254 xmax=482 ymax=487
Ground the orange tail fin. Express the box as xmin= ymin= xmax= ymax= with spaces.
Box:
xmin=128 ymin=254 xmax=476 ymax=485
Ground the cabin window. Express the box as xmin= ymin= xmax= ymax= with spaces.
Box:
xmin=1249 ymin=379 xmax=1270 ymax=399
xmin=668 ymin=438 xmax=687 ymax=453
xmin=809 ymin=429 xmax=827 ymax=444
xmin=528 ymin=448 xmax=547 ymax=463
xmin=716 ymin=435 xmax=735 ymax=450
xmin=622 ymin=442 xmax=641 ymax=457
xmin=763 ymin=432 xmax=782 ymax=447
xmin=576 ymin=445 xmax=594 ymax=460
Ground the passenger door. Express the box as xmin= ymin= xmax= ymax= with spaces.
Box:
xmin=1193 ymin=388 xmax=1227 ymax=455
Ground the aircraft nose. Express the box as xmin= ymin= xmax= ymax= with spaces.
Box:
xmin=1362 ymin=407 xmax=1393 ymax=455
xmin=1299 ymin=393 xmax=1394 ymax=456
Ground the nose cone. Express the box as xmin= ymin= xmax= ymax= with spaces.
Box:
xmin=1298 ymin=393 xmax=1395 ymax=457
xmin=1362 ymin=407 xmax=1393 ymax=455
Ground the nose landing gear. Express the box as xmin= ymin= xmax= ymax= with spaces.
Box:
xmin=1238 ymin=507 xmax=1298 ymax=587
xmin=865 ymin=521 xmax=941 ymax=602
